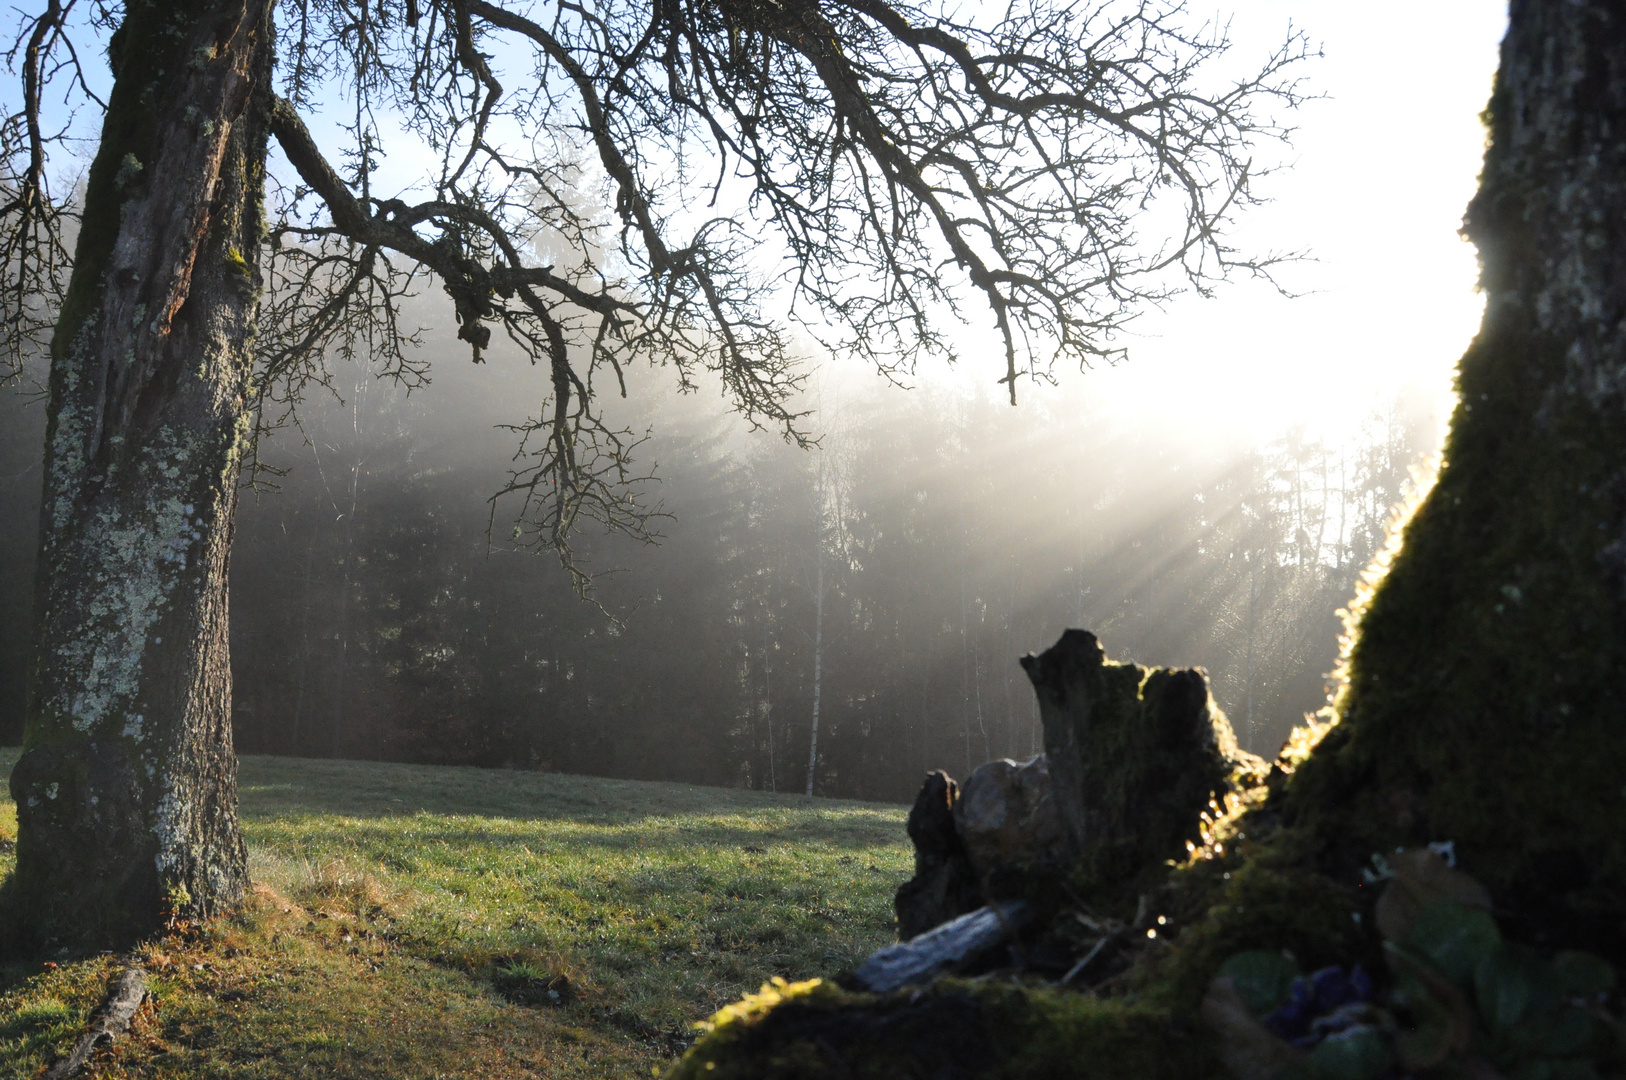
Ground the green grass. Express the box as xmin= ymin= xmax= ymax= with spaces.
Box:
xmin=0 ymin=749 xmax=910 ymax=1078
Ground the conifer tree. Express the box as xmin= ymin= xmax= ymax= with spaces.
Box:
xmin=0 ymin=0 xmax=1306 ymax=945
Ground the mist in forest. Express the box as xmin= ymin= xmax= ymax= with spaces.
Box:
xmin=0 ymin=296 xmax=1437 ymax=801
xmin=0 ymin=0 xmax=1490 ymax=802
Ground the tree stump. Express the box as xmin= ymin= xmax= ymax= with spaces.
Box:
xmin=894 ymin=630 xmax=1264 ymax=938
xmin=1020 ymin=629 xmax=1261 ymax=895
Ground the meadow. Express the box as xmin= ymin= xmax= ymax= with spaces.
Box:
xmin=0 ymin=749 xmax=911 ymax=1078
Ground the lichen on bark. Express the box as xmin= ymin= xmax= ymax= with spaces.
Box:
xmin=4 ymin=0 xmax=273 ymax=950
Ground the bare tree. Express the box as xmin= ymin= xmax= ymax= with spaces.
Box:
xmin=0 ymin=0 xmax=1309 ymax=945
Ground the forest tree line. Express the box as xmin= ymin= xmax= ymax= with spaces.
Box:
xmin=0 ymin=345 xmax=1434 ymax=803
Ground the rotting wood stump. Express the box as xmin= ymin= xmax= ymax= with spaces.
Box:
xmin=895 ymin=629 xmax=1265 ymax=939
xmin=1022 ymin=629 xmax=1261 ymax=893
xmin=894 ymin=771 xmax=985 ymax=940
xmin=672 ymin=630 xmax=1273 ymax=1080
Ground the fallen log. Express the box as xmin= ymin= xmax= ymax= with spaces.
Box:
xmin=44 ymin=965 xmax=147 ymax=1080
xmin=853 ymin=901 xmax=1030 ymax=993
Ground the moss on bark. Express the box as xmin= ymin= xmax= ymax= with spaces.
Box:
xmin=668 ymin=6 xmax=1626 ymax=1075
xmin=1022 ymin=631 xmax=1266 ymax=914
xmin=1284 ymin=0 xmax=1626 ymax=966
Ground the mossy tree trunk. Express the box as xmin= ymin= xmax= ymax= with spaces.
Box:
xmin=4 ymin=0 xmax=273 ymax=949
xmin=1288 ymin=0 xmax=1626 ymax=961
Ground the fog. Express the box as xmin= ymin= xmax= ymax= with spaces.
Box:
xmin=0 ymin=1 xmax=1502 ymax=801
xmin=215 ymin=309 xmax=1435 ymax=799
xmin=0 ymin=288 xmax=1434 ymax=800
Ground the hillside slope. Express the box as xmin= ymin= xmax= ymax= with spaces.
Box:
xmin=0 ymin=751 xmax=909 ymax=1078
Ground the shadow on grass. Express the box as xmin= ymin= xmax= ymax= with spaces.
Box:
xmin=258 ymin=820 xmax=904 ymax=857
xmin=240 ymin=755 xmax=908 ymax=826
xmin=0 ymin=746 xmax=911 ymax=1079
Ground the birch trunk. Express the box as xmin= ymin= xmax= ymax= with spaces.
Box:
xmin=806 ymin=552 xmax=823 ymax=798
xmin=5 ymin=0 xmax=272 ymax=947
xmin=764 ymin=616 xmax=776 ymax=793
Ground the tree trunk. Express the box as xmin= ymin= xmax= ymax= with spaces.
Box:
xmin=764 ymin=614 xmax=776 ymax=793
xmin=331 ymin=455 xmax=361 ymax=758
xmin=806 ymin=550 xmax=823 ymax=798
xmin=4 ymin=0 xmax=272 ymax=948
xmin=1288 ymin=0 xmax=1626 ymax=961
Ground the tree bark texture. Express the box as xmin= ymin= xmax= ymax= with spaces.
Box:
xmin=895 ymin=630 xmax=1264 ymax=938
xmin=1288 ymin=0 xmax=1626 ymax=962
xmin=894 ymin=770 xmax=983 ymax=940
xmin=1020 ymin=630 xmax=1258 ymax=898
xmin=4 ymin=0 xmax=272 ymax=947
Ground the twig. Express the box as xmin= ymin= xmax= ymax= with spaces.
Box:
xmin=44 ymin=965 xmax=146 ymax=1080
xmin=1060 ymin=935 xmax=1113 ymax=985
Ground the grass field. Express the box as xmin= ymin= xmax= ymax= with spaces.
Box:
xmin=0 ymin=749 xmax=911 ymax=1078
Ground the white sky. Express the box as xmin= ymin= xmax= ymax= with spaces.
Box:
xmin=18 ymin=2 xmax=1509 ymax=454
xmin=1066 ymin=2 xmax=1508 ymax=447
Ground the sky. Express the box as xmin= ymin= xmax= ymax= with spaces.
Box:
xmin=242 ymin=0 xmax=1507 ymax=447
xmin=1072 ymin=3 xmax=1508 ymax=447
xmin=11 ymin=1 xmax=1509 ymax=455
xmin=595 ymin=0 xmax=1509 ymax=457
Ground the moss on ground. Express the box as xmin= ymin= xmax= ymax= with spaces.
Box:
xmin=669 ymin=977 xmax=1222 ymax=1080
xmin=1148 ymin=827 xmax=1367 ymax=1014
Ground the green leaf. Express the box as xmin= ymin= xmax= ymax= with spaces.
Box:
xmin=1551 ymin=951 xmax=1615 ymax=998
xmin=1308 ymin=1025 xmax=1394 ymax=1080
xmin=1405 ymin=900 xmax=1501 ymax=986
xmin=1387 ymin=943 xmax=1473 ymax=1069
xmin=1475 ymin=943 xmax=1545 ymax=1029
xmin=1393 ymin=1015 xmax=1455 ymax=1071
xmin=1507 ymin=1005 xmax=1593 ymax=1058
xmin=1218 ymin=951 xmax=1299 ymax=1017
xmin=1510 ymin=1060 xmax=1600 ymax=1080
